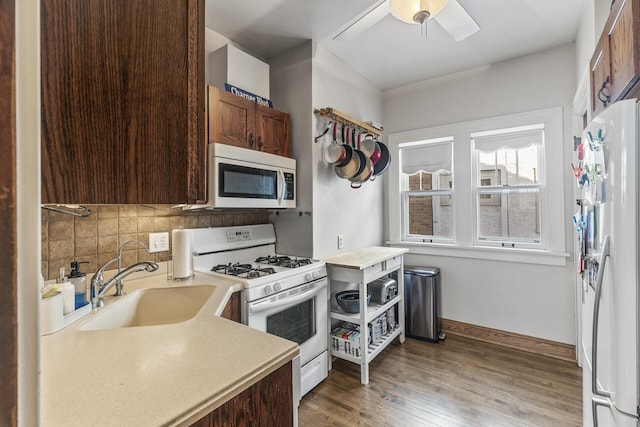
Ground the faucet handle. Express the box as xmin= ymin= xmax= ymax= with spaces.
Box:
xmin=114 ymin=282 xmax=126 ymax=297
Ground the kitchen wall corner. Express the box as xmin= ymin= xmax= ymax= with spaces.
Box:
xmin=41 ymin=205 xmax=268 ymax=280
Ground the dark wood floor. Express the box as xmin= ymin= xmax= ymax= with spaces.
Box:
xmin=299 ymin=335 xmax=582 ymax=426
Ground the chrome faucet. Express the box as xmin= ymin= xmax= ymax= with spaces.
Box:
xmin=90 ymin=259 xmax=159 ymax=308
xmin=115 ymin=240 xmax=152 ymax=296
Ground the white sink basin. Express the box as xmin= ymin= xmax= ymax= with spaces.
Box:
xmin=78 ymin=285 xmax=216 ymax=331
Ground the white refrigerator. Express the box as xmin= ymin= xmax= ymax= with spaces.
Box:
xmin=577 ymin=99 xmax=639 ymax=427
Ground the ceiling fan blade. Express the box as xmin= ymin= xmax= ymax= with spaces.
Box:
xmin=332 ymin=0 xmax=390 ymax=42
xmin=434 ymin=0 xmax=479 ymax=41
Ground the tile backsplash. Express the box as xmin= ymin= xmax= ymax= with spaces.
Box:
xmin=41 ymin=205 xmax=268 ymax=280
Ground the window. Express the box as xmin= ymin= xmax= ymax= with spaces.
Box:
xmin=472 ymin=125 xmax=543 ymax=247
xmin=400 ymin=138 xmax=453 ymax=242
xmin=387 ymin=107 xmax=566 ymax=265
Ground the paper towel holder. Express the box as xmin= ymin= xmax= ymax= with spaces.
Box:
xmin=169 ymin=227 xmax=194 ymax=280
xmin=167 ymin=255 xmax=194 ymax=281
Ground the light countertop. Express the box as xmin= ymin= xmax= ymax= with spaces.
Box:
xmin=324 ymin=246 xmax=409 ymax=270
xmin=40 ymin=271 xmax=299 ymax=426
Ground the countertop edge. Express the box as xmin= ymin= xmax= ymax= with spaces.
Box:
xmin=325 ymin=246 xmax=410 ymax=270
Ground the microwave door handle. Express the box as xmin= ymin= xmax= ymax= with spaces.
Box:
xmin=277 ymin=169 xmax=285 ymax=203
xmin=248 ymin=281 xmax=326 ymax=315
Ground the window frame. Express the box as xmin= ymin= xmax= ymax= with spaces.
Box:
xmin=400 ymin=138 xmax=454 ymax=243
xmin=386 ymin=107 xmax=568 ymax=266
xmin=471 ymin=125 xmax=546 ymax=249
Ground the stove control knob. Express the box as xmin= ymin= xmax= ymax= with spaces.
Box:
xmin=274 ymin=282 xmax=282 ymax=292
xmin=305 ymin=273 xmax=313 ymax=282
xmin=312 ymin=270 xmax=320 ymax=279
xmin=264 ymin=285 xmax=273 ymax=295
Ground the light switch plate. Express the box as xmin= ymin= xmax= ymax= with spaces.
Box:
xmin=149 ymin=232 xmax=169 ymax=253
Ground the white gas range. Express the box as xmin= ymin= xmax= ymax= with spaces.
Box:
xmin=189 ymin=224 xmax=328 ymax=399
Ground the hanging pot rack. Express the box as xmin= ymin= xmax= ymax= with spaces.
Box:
xmin=314 ymin=108 xmax=384 ymax=138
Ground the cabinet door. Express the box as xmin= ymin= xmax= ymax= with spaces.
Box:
xmin=220 ymin=292 xmax=241 ymax=323
xmin=608 ymin=0 xmax=640 ymax=101
xmin=256 ymin=104 xmax=291 ymax=157
xmin=208 ymin=86 xmax=256 ymax=150
xmin=41 ymin=0 xmax=205 ymax=204
xmin=590 ymin=34 xmax=612 ymax=117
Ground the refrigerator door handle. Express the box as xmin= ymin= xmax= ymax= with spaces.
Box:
xmin=591 ymin=235 xmax=611 ymax=400
xmin=592 ymin=396 xmax=611 ymax=427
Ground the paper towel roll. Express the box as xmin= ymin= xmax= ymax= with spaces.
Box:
xmin=40 ymin=292 xmax=64 ymax=335
xmin=172 ymin=228 xmax=192 ymax=279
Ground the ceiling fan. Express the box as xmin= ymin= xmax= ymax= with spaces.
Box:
xmin=333 ymin=0 xmax=479 ymax=42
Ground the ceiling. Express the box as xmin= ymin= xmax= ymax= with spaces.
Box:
xmin=205 ymin=0 xmax=586 ymax=91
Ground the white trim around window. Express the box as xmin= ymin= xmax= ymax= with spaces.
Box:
xmin=387 ymin=107 xmax=569 ymax=266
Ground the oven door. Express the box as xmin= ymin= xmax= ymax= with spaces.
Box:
xmin=245 ymin=278 xmax=327 ymax=366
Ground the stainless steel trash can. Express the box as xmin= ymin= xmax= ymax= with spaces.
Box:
xmin=403 ymin=266 xmax=441 ymax=342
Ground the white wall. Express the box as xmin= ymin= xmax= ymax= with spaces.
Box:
xmin=268 ymin=41 xmax=315 ymax=257
xmin=268 ymin=43 xmax=384 ymax=259
xmin=311 ymin=46 xmax=384 ymax=259
xmin=383 ymin=43 xmax=578 ymax=344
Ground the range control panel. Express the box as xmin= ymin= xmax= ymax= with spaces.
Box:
xmin=226 ymin=230 xmax=252 ymax=243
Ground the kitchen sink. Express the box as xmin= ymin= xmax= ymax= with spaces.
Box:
xmin=77 ymin=285 xmax=216 ymax=331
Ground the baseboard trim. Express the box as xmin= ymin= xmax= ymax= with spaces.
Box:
xmin=441 ymin=318 xmax=576 ymax=363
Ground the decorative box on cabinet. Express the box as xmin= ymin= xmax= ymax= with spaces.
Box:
xmin=41 ymin=0 xmax=205 ymax=204
xmin=590 ymin=0 xmax=640 ymax=117
xmin=207 ymin=85 xmax=291 ymax=157
xmin=325 ymin=246 xmax=409 ymax=385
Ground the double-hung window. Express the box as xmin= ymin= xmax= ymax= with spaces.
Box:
xmin=388 ymin=107 xmax=565 ymax=265
xmin=472 ymin=125 xmax=544 ymax=248
xmin=400 ymin=138 xmax=453 ymax=242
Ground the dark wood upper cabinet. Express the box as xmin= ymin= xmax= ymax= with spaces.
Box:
xmin=590 ymin=0 xmax=640 ymax=117
xmin=207 ymin=86 xmax=291 ymax=157
xmin=41 ymin=0 xmax=205 ymax=204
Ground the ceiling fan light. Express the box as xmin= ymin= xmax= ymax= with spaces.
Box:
xmin=389 ymin=0 xmax=449 ymax=24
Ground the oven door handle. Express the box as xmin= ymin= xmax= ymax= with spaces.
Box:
xmin=248 ymin=281 xmax=326 ymax=315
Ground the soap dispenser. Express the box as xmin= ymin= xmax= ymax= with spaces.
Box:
xmin=68 ymin=261 xmax=90 ymax=309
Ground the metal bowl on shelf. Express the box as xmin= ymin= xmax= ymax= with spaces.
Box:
xmin=335 ymin=290 xmax=371 ymax=314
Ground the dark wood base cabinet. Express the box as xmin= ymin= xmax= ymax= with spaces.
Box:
xmin=220 ymin=292 xmax=241 ymax=323
xmin=190 ymin=361 xmax=293 ymax=427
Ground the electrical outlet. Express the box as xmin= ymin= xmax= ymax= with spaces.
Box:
xmin=337 ymin=234 xmax=344 ymax=249
xmin=149 ymin=232 xmax=169 ymax=253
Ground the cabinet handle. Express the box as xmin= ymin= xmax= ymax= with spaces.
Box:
xmin=258 ymin=136 xmax=263 ymax=150
xmin=249 ymin=133 xmax=254 ymax=147
xmin=598 ymin=75 xmax=611 ymax=107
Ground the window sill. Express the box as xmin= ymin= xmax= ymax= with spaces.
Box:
xmin=386 ymin=241 xmax=570 ymax=266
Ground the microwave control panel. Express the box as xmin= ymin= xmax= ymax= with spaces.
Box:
xmin=283 ymin=172 xmax=295 ymax=200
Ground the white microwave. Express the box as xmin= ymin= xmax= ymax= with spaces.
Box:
xmin=205 ymin=143 xmax=296 ymax=209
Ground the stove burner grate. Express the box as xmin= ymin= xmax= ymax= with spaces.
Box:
xmin=211 ymin=262 xmax=276 ymax=278
xmin=255 ymin=255 xmax=313 ymax=268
